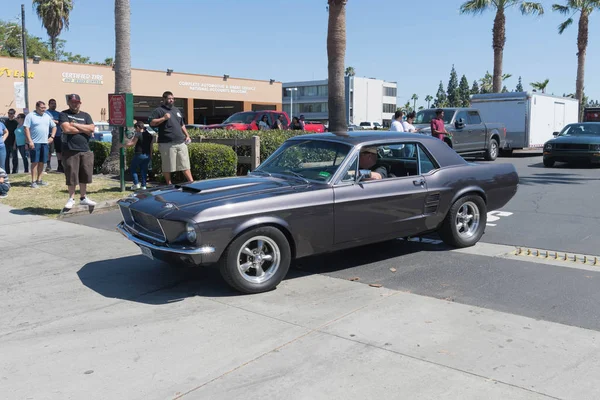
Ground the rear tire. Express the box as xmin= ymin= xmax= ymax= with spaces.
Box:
xmin=484 ymin=139 xmax=499 ymax=161
xmin=219 ymin=226 xmax=291 ymax=294
xmin=439 ymin=195 xmax=487 ymax=248
xmin=543 ymin=158 xmax=555 ymax=168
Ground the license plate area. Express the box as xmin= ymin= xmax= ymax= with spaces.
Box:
xmin=140 ymin=245 xmax=153 ymax=260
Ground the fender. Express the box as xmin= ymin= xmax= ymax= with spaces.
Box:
xmin=450 ymin=185 xmax=487 ymax=205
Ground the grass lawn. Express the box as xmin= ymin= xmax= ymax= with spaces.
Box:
xmin=0 ymin=172 xmax=129 ymax=218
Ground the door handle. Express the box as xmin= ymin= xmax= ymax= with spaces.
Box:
xmin=413 ymin=179 xmax=425 ymax=186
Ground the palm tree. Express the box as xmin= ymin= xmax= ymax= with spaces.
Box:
xmin=552 ymin=1 xmax=600 ymax=106
xmin=460 ymin=0 xmax=543 ymax=93
xmin=425 ymin=95 xmax=433 ymax=108
xmin=327 ymin=1 xmax=348 ymax=132
xmin=32 ymin=0 xmax=73 ymax=58
xmin=344 ymin=66 xmax=355 ymax=76
xmin=411 ymin=93 xmax=419 ymax=111
xmin=103 ymin=0 xmax=131 ymax=174
xmin=530 ymin=79 xmax=550 ymax=93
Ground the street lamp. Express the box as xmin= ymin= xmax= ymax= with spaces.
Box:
xmin=286 ymin=87 xmax=297 ymax=121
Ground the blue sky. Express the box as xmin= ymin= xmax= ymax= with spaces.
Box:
xmin=2 ymin=0 xmax=599 ymax=107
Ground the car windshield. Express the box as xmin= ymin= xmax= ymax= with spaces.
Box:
xmin=359 ymin=122 xmax=370 ymax=126
xmin=415 ymin=109 xmax=453 ymax=124
xmin=559 ymin=124 xmax=600 ymax=136
xmin=255 ymin=139 xmax=352 ymax=182
xmin=223 ymin=112 xmax=256 ymax=124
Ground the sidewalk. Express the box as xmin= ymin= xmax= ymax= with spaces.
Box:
xmin=1 ymin=203 xmax=598 ymax=400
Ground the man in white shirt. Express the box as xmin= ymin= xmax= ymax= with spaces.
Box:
xmin=389 ymin=110 xmax=405 ymax=132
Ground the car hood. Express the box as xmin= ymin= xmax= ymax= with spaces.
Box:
xmin=125 ymin=176 xmax=302 ymax=218
xmin=547 ymin=135 xmax=600 ymax=144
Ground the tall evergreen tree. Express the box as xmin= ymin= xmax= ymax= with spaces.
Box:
xmin=516 ymin=76 xmax=524 ymax=92
xmin=471 ymin=80 xmax=480 ymax=95
xmin=446 ymin=65 xmax=460 ymax=107
xmin=502 ymin=85 xmax=509 ymax=93
xmin=459 ymin=75 xmax=471 ymax=107
xmin=433 ymin=81 xmax=448 ymax=108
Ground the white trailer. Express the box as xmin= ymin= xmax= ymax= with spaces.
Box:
xmin=470 ymin=92 xmax=579 ymax=152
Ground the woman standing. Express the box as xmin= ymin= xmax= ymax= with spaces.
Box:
xmin=0 ymin=120 xmax=8 ymax=171
xmin=121 ymin=121 xmax=153 ymax=190
xmin=14 ymin=114 xmax=29 ymax=173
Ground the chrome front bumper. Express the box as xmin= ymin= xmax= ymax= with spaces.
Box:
xmin=116 ymin=222 xmax=215 ymax=255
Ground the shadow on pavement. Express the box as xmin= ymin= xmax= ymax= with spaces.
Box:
xmin=78 ymin=239 xmax=447 ymax=301
xmin=518 ymin=171 xmax=600 ymax=186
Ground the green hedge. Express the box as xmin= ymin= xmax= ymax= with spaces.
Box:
xmin=89 ymin=141 xmax=112 ymax=174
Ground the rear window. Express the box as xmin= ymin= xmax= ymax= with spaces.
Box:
xmin=360 ymin=122 xmax=370 ymax=126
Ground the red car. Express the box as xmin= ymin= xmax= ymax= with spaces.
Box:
xmin=204 ymin=110 xmax=325 ymax=132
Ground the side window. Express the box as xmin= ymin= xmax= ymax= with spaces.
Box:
xmin=340 ymin=155 xmax=358 ymax=182
xmin=418 ymin=145 xmax=438 ymax=174
xmin=468 ymin=111 xmax=482 ymax=124
xmin=377 ymin=142 xmax=419 ymax=177
xmin=455 ymin=111 xmax=469 ymax=124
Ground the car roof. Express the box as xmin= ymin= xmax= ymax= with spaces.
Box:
xmin=288 ymin=131 xmax=438 ymax=145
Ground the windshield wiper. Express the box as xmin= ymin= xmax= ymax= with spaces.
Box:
xmin=282 ymin=170 xmax=310 ymax=184
xmin=249 ymin=170 xmax=272 ymax=177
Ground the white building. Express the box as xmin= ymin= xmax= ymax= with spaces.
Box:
xmin=282 ymin=77 xmax=397 ymax=127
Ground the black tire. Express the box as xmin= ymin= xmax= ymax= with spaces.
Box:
xmin=438 ymin=195 xmax=487 ymax=248
xmin=220 ymin=226 xmax=291 ymax=294
xmin=499 ymin=149 xmax=513 ymax=157
xmin=484 ymin=138 xmax=499 ymax=161
xmin=543 ymin=158 xmax=555 ymax=168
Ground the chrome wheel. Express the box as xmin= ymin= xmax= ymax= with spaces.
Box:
xmin=236 ymin=236 xmax=281 ymax=284
xmin=455 ymin=201 xmax=480 ymax=239
xmin=490 ymin=141 xmax=498 ymax=158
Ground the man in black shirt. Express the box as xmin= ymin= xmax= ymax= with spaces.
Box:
xmin=4 ymin=109 xmax=19 ymax=174
xmin=358 ymin=147 xmax=388 ymax=180
xmin=149 ymin=91 xmax=193 ymax=185
xmin=59 ymin=94 xmax=97 ymax=209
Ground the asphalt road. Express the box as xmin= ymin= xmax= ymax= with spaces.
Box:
xmin=62 ymin=152 xmax=600 ymax=331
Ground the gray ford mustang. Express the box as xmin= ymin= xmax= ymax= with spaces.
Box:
xmin=117 ymin=132 xmax=519 ymax=294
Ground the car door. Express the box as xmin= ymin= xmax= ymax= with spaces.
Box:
xmin=333 ymin=143 xmax=430 ymax=244
xmin=448 ymin=110 xmax=469 ymax=152
xmin=467 ymin=110 xmax=487 ymax=150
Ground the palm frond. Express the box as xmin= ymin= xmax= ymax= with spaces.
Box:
xmin=558 ymin=17 xmax=573 ymax=33
xmin=520 ymin=2 xmax=544 ymax=15
xmin=552 ymin=4 xmax=570 ymax=15
xmin=460 ymin=0 xmax=493 ymax=15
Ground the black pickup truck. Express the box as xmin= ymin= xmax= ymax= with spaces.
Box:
xmin=414 ymin=108 xmax=507 ymax=161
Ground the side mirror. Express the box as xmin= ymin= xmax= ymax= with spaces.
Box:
xmin=553 ymin=131 xmax=559 ymax=136
xmin=357 ymin=169 xmax=372 ymax=182
xmin=455 ymin=118 xmax=465 ymax=129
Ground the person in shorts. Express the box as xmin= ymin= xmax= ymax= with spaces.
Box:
xmin=24 ymin=101 xmax=56 ymax=188
xmin=59 ymin=94 xmax=96 ymax=209
xmin=149 ymin=91 xmax=193 ymax=185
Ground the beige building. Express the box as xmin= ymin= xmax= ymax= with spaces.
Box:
xmin=0 ymin=56 xmax=282 ymax=124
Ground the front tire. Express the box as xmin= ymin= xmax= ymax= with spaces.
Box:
xmin=220 ymin=226 xmax=291 ymax=294
xmin=439 ymin=195 xmax=487 ymax=248
xmin=484 ymin=139 xmax=499 ymax=161
xmin=543 ymin=158 xmax=555 ymax=167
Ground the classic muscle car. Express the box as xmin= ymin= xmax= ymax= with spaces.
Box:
xmin=543 ymin=122 xmax=600 ymax=167
xmin=117 ymin=132 xmax=519 ymax=294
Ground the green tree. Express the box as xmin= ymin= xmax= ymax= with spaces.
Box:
xmin=516 ymin=75 xmax=524 ymax=91
xmin=502 ymin=85 xmax=509 ymax=92
xmin=460 ymin=0 xmax=544 ymax=92
xmin=411 ymin=93 xmax=419 ymax=110
xmin=327 ymin=0 xmax=348 ymax=132
xmin=425 ymin=95 xmax=433 ymax=108
xmin=446 ymin=65 xmax=460 ymax=106
xmin=471 ymin=80 xmax=480 ymax=94
xmin=433 ymin=81 xmax=448 ymax=107
xmin=530 ymin=78 xmax=550 ymax=93
xmin=552 ymin=1 xmax=600 ymax=105
xmin=480 ymin=71 xmax=494 ymax=93
xmin=0 ymin=20 xmax=54 ymax=59
xmin=32 ymin=0 xmax=73 ymax=58
xmin=344 ymin=66 xmax=355 ymax=76
xmin=459 ymin=75 xmax=471 ymax=106
xmin=403 ymin=101 xmax=412 ymax=112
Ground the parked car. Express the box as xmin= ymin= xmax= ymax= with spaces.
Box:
xmin=185 ymin=124 xmax=206 ymax=131
xmin=303 ymin=121 xmax=326 ymax=133
xmin=414 ymin=108 xmax=506 ymax=161
xmin=92 ymin=121 xmax=113 ymax=143
xmin=204 ymin=110 xmax=324 ymax=132
xmin=358 ymin=121 xmax=384 ymax=130
xmin=116 ymin=131 xmax=518 ymax=294
xmin=542 ymin=122 xmax=600 ymax=167
xmin=583 ymin=107 xmax=600 ymax=122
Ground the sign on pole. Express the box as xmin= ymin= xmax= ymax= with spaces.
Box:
xmin=108 ymin=93 xmax=134 ymax=192
xmin=14 ymin=82 xmax=25 ymax=108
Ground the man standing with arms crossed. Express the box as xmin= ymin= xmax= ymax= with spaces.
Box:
xmin=59 ymin=94 xmax=96 ymax=209
xmin=149 ymin=91 xmax=193 ymax=185
xmin=24 ymin=101 xmax=56 ymax=188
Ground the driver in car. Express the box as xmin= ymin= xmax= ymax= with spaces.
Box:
xmin=359 ymin=147 xmax=388 ymax=180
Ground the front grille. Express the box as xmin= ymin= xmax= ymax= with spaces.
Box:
xmin=130 ymin=210 xmax=165 ymax=241
xmin=554 ymin=143 xmax=589 ymax=150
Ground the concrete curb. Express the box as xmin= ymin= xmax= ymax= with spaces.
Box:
xmin=57 ymin=198 xmax=120 ymax=219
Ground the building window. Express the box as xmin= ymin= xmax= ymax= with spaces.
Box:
xmin=384 ymin=87 xmax=397 ymax=97
xmin=383 ymin=103 xmax=396 ymax=113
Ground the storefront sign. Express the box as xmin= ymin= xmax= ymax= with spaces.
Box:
xmin=0 ymin=68 xmax=34 ymax=79
xmin=62 ymin=72 xmax=103 ymax=85
xmin=178 ymin=80 xmax=256 ymax=95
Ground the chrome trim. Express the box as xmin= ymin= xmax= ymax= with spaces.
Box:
xmin=117 ymin=223 xmax=215 ymax=255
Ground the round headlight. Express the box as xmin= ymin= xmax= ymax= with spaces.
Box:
xmin=186 ymin=223 xmax=197 ymax=243
xmin=544 ymin=143 xmax=553 ymax=150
